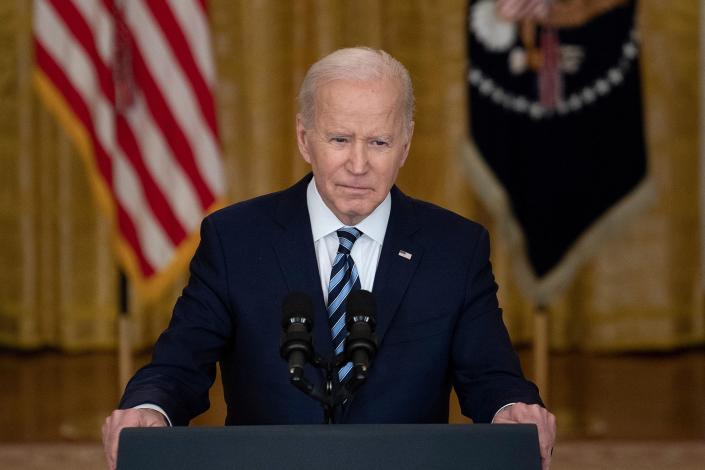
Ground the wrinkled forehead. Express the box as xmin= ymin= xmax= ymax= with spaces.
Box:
xmin=313 ymin=79 xmax=406 ymax=127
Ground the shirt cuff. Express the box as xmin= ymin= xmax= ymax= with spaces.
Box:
xmin=491 ymin=402 xmax=516 ymax=423
xmin=134 ymin=404 xmax=173 ymax=426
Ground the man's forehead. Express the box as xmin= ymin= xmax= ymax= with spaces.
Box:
xmin=316 ymin=78 xmax=402 ymax=105
xmin=315 ymin=110 xmax=403 ymax=138
xmin=317 ymin=103 xmax=399 ymax=123
xmin=314 ymin=80 xmax=404 ymax=125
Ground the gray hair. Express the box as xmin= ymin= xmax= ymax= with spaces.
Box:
xmin=297 ymin=47 xmax=415 ymax=133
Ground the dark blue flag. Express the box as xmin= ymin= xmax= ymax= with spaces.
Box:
xmin=465 ymin=0 xmax=651 ymax=304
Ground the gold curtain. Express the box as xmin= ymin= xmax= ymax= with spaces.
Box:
xmin=0 ymin=0 xmax=701 ymax=352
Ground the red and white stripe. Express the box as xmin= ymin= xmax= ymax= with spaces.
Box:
xmin=33 ymin=0 xmax=224 ymax=282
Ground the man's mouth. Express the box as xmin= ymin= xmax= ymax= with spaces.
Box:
xmin=338 ymin=184 xmax=371 ymax=192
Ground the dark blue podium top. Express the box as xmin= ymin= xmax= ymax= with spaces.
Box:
xmin=118 ymin=423 xmax=540 ymax=470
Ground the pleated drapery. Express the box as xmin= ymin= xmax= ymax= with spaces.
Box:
xmin=0 ymin=0 xmax=701 ymax=352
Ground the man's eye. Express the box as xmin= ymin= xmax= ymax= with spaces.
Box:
xmin=371 ymin=140 xmax=390 ymax=147
xmin=330 ymin=137 xmax=348 ymax=144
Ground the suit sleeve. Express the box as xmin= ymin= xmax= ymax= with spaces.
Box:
xmin=119 ymin=216 xmax=234 ymax=426
xmin=450 ymin=228 xmax=542 ymax=423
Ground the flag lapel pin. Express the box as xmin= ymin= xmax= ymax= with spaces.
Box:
xmin=398 ymin=250 xmax=412 ymax=260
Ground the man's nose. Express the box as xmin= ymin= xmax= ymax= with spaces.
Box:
xmin=346 ymin=140 xmax=369 ymax=174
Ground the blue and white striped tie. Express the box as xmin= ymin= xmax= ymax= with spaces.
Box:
xmin=327 ymin=227 xmax=362 ymax=382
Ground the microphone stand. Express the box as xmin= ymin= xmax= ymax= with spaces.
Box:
xmin=287 ymin=352 xmax=367 ymax=424
xmin=282 ymin=290 xmax=378 ymax=424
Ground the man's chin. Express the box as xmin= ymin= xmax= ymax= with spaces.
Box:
xmin=335 ymin=205 xmax=374 ymax=226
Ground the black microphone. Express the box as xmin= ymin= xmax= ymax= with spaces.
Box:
xmin=344 ymin=290 xmax=378 ymax=377
xmin=280 ymin=292 xmax=314 ymax=379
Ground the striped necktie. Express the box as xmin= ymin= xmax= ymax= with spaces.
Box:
xmin=327 ymin=227 xmax=362 ymax=381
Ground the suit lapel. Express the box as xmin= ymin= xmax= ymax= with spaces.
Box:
xmin=272 ymin=174 xmax=334 ymax=359
xmin=372 ymin=186 xmax=423 ymax=345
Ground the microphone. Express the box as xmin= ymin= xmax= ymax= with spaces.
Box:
xmin=280 ymin=292 xmax=314 ymax=379
xmin=344 ymin=290 xmax=378 ymax=377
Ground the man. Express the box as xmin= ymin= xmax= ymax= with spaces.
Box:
xmin=103 ymin=47 xmax=556 ymax=469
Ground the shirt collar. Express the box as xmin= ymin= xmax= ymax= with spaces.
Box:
xmin=306 ymin=177 xmax=390 ymax=245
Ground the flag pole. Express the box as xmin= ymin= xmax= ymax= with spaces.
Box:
xmin=532 ymin=303 xmax=549 ymax=404
xmin=118 ymin=270 xmax=133 ymax=395
xmin=699 ymin=0 xmax=705 ymax=300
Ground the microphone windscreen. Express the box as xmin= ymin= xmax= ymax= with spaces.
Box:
xmin=346 ymin=289 xmax=376 ymax=323
xmin=282 ymin=292 xmax=314 ymax=328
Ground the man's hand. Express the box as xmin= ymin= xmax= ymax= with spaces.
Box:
xmin=102 ymin=408 xmax=167 ymax=470
xmin=492 ymin=402 xmax=556 ymax=470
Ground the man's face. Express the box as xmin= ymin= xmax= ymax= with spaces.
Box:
xmin=296 ymin=78 xmax=414 ymax=226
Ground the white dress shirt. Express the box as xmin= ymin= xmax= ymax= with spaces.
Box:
xmin=306 ymin=178 xmax=390 ymax=300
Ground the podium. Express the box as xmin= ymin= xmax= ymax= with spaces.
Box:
xmin=117 ymin=423 xmax=540 ymax=469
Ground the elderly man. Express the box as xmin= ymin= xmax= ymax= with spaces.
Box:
xmin=103 ymin=47 xmax=556 ymax=469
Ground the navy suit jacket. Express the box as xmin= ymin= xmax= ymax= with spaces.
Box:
xmin=120 ymin=174 xmax=541 ymax=426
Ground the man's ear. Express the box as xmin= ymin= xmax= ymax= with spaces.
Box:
xmin=296 ymin=114 xmax=312 ymax=164
xmin=400 ymin=121 xmax=415 ymax=166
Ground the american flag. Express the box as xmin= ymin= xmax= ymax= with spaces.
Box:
xmin=32 ymin=0 xmax=224 ymax=299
